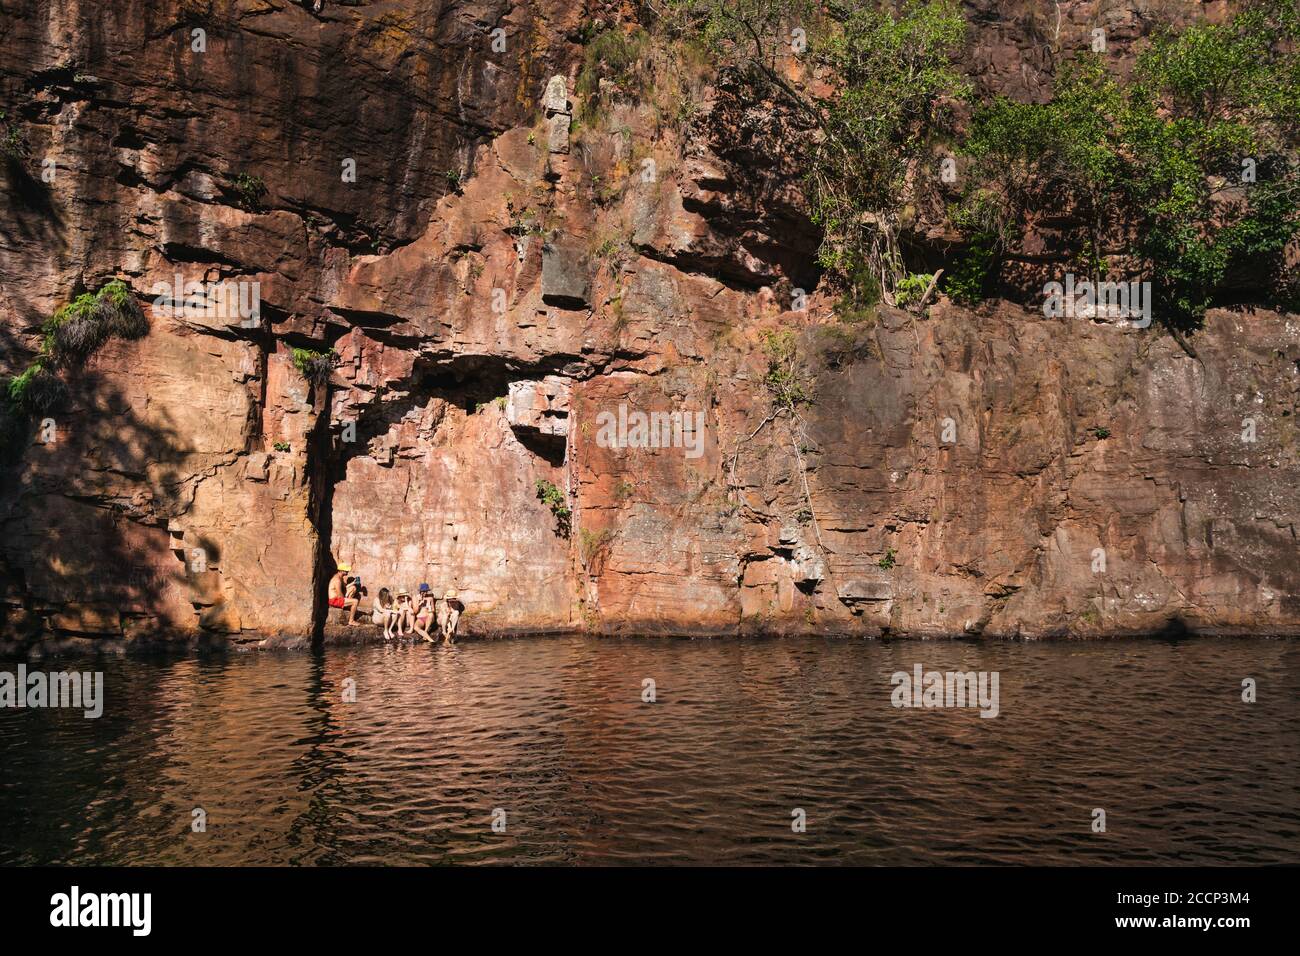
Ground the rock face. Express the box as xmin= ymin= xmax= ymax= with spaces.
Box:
xmin=1 ymin=1 xmax=1296 ymax=647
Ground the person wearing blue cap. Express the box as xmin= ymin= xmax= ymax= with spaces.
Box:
xmin=412 ymin=583 xmax=436 ymax=642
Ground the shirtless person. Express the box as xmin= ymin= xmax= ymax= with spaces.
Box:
xmin=328 ymin=563 xmax=361 ymax=625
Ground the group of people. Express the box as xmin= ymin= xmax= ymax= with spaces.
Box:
xmin=329 ymin=566 xmax=463 ymax=644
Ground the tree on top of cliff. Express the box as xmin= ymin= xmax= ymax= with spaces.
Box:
xmin=664 ymin=0 xmax=969 ymax=303
xmin=957 ymin=0 xmax=1300 ymax=333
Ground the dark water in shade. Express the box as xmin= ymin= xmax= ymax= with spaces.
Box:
xmin=0 ymin=635 xmax=1297 ymax=866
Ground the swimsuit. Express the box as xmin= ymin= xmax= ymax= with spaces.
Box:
xmin=328 ymin=596 xmax=345 ymax=609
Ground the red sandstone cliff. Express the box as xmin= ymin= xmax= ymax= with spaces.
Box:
xmin=1 ymin=1 xmax=1295 ymax=647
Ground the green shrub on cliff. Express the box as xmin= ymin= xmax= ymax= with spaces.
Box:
xmin=1 ymin=280 xmax=147 ymax=461
xmin=804 ymin=0 xmax=968 ymax=286
xmin=944 ymin=191 xmax=1006 ymax=305
xmin=762 ymin=329 xmax=811 ymax=412
xmin=232 ymin=173 xmax=266 ymax=210
xmin=41 ymin=279 xmax=148 ymax=368
xmin=894 ymin=272 xmax=935 ymax=308
xmin=6 ymin=362 xmax=66 ymax=414
xmin=535 ymin=479 xmax=571 ymax=537
xmin=958 ymin=1 xmax=1300 ymax=330
xmin=291 ymin=348 xmax=336 ymax=385
xmin=576 ymin=26 xmax=652 ymax=122
xmin=667 ymin=0 xmax=968 ymax=299
xmin=0 ymin=109 xmax=26 ymax=160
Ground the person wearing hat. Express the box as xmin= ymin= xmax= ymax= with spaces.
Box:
xmin=394 ymin=588 xmax=414 ymax=636
xmin=439 ymin=588 xmax=463 ymax=644
xmin=328 ymin=563 xmax=361 ymax=625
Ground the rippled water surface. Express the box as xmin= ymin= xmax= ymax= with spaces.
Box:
xmin=1 ymin=635 xmax=1297 ymax=865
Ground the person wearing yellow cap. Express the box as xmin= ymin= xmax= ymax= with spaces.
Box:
xmin=328 ymin=562 xmax=361 ymax=625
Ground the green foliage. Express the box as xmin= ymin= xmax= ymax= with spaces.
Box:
xmin=535 ymin=478 xmax=571 ymax=537
xmin=43 ymin=293 xmax=107 ymax=363
xmin=578 ymin=527 xmax=614 ymax=571
xmin=2 ymin=279 xmax=147 ymax=460
xmin=232 ymin=173 xmax=266 ymax=210
xmin=945 ymin=235 xmax=997 ymax=305
xmin=963 ymin=54 xmax=1125 ymax=282
xmin=894 ymin=272 xmax=935 ymax=308
xmin=832 ymin=257 xmax=881 ymax=324
xmin=444 ymin=168 xmax=463 ymax=192
xmin=6 ymin=363 xmax=65 ymax=413
xmin=41 ymin=279 xmax=148 ymax=368
xmin=291 ymin=348 xmax=336 ymax=385
xmin=575 ymin=27 xmax=652 ymax=122
xmin=877 ymin=547 xmax=897 ymax=570
xmin=762 ymin=329 xmax=810 ymax=411
xmin=806 ymin=0 xmax=969 ymax=284
xmin=944 ymin=191 xmax=1006 ymax=304
xmin=961 ymin=3 xmax=1300 ymax=329
xmin=273 ymin=440 xmax=291 ymax=452
xmin=6 ymin=365 xmax=37 ymax=406
xmin=1093 ymin=426 xmax=1111 ymax=439
xmin=668 ymin=0 xmax=967 ymax=295
xmin=0 ymin=109 xmax=25 ymax=160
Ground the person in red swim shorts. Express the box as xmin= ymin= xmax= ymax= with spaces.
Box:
xmin=327 ymin=563 xmax=360 ymax=624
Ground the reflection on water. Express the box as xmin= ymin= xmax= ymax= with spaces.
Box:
xmin=1 ymin=635 xmax=1297 ymax=865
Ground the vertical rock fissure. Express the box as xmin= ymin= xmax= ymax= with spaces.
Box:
xmin=306 ymin=393 xmax=337 ymax=644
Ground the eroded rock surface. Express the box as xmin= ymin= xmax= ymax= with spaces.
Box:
xmin=1 ymin=1 xmax=1296 ymax=647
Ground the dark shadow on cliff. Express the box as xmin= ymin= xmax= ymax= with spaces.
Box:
xmin=0 ymin=155 xmax=65 ymax=253
xmin=0 ymin=346 xmax=212 ymax=648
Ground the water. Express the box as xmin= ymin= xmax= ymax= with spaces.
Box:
xmin=1 ymin=635 xmax=1296 ymax=865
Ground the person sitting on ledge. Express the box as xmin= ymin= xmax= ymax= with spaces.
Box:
xmin=328 ymin=564 xmax=361 ymax=625
xmin=440 ymin=588 xmax=463 ymax=645
xmin=372 ymin=587 xmax=397 ymax=638
xmin=412 ymin=583 xmax=436 ymax=642
xmin=346 ymin=575 xmax=365 ymax=626
xmin=394 ymin=589 xmax=414 ymax=636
